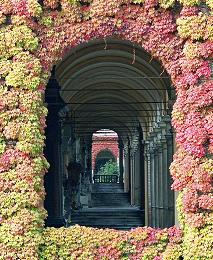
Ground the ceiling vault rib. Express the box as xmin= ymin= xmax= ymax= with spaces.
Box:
xmin=55 ymin=38 xmax=173 ymax=139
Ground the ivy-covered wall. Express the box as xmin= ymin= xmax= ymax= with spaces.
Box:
xmin=0 ymin=0 xmax=212 ymax=259
xmin=40 ymin=225 xmax=183 ymax=259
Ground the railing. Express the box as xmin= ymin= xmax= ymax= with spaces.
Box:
xmin=93 ymin=174 xmax=119 ymax=183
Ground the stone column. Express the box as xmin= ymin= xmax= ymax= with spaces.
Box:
xmin=159 ymin=117 xmax=175 ymax=228
xmin=130 ymin=152 xmax=135 ymax=205
xmin=118 ymin=140 xmax=124 ymax=184
xmin=144 ymin=142 xmax=151 ymax=226
xmin=134 ymin=146 xmax=141 ymax=206
xmin=86 ymin=141 xmax=92 ymax=183
xmin=83 ymin=142 xmax=86 ymax=173
xmin=157 ymin=141 xmax=164 ymax=228
xmin=75 ymin=137 xmax=81 ymax=162
xmin=80 ymin=138 xmax=90 ymax=208
xmin=60 ymin=118 xmax=72 ymax=221
xmin=149 ymin=146 xmax=155 ymax=227
xmin=145 ymin=115 xmax=175 ymax=228
xmin=124 ymin=143 xmax=130 ymax=192
xmin=162 ymin=136 xmax=169 ymax=227
xmin=80 ymin=138 xmax=86 ymax=174
xmin=139 ymin=139 xmax=145 ymax=213
xmin=153 ymin=144 xmax=159 ymax=228
xmin=44 ymin=67 xmax=65 ymax=227
xmin=165 ymin=131 xmax=175 ymax=226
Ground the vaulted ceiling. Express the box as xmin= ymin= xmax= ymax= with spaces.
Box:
xmin=56 ymin=38 xmax=173 ymax=141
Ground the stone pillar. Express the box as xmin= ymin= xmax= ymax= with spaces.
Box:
xmin=124 ymin=143 xmax=130 ymax=192
xmin=86 ymin=141 xmax=92 ymax=183
xmin=144 ymin=143 xmax=151 ymax=226
xmin=130 ymin=153 xmax=135 ymax=205
xmin=139 ymin=139 xmax=145 ymax=212
xmin=118 ymin=140 xmax=124 ymax=184
xmin=60 ymin=118 xmax=72 ymax=221
xmin=158 ymin=117 xmax=175 ymax=227
xmin=134 ymin=146 xmax=141 ymax=206
xmin=150 ymin=146 xmax=155 ymax=227
xmin=154 ymin=144 xmax=159 ymax=228
xmin=165 ymin=131 xmax=175 ymax=226
xmin=83 ymin=142 xmax=86 ymax=173
xmin=75 ymin=137 xmax=81 ymax=162
xmin=79 ymin=138 xmax=88 ymax=208
xmin=44 ymin=67 xmax=65 ymax=227
xmin=145 ymin=115 xmax=175 ymax=228
xmin=80 ymin=138 xmax=86 ymax=173
xmin=157 ymin=141 xmax=164 ymax=228
xmin=161 ymin=137 xmax=169 ymax=227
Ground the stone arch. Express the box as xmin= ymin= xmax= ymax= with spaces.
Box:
xmin=56 ymin=38 xmax=172 ymax=139
xmin=94 ymin=149 xmax=117 ymax=174
xmin=45 ymin=37 xmax=175 ymax=228
xmin=92 ymin=129 xmax=119 ymax=170
xmin=37 ymin=3 xmax=211 ymax=230
xmin=22 ymin=3 xmax=211 ymax=228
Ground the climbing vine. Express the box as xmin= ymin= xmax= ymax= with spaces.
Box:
xmin=40 ymin=226 xmax=183 ymax=259
xmin=0 ymin=0 xmax=212 ymax=259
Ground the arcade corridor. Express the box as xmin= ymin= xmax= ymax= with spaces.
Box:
xmin=44 ymin=38 xmax=175 ymax=229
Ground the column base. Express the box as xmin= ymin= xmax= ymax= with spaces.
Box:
xmin=45 ymin=216 xmax=66 ymax=228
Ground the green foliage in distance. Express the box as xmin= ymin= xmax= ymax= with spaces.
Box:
xmin=98 ymin=159 xmax=119 ymax=175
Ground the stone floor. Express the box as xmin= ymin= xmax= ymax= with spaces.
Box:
xmin=69 ymin=183 xmax=144 ymax=230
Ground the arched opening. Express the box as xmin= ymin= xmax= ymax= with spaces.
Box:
xmin=94 ymin=149 xmax=117 ymax=175
xmin=44 ymin=38 xmax=175 ymax=229
xmin=92 ymin=129 xmax=119 ymax=183
xmin=1 ymin=1 xmax=212 ymax=257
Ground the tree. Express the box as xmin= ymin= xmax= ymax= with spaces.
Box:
xmin=98 ymin=159 xmax=118 ymax=175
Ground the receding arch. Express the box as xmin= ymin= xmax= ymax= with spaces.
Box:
xmin=44 ymin=37 xmax=175 ymax=229
xmin=56 ymin=38 xmax=173 ymax=140
xmin=94 ymin=149 xmax=117 ymax=174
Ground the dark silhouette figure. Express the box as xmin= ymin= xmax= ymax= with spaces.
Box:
xmin=64 ymin=160 xmax=83 ymax=225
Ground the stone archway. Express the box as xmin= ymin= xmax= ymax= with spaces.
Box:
xmin=0 ymin=1 xmax=212 ymax=259
xmin=91 ymin=130 xmax=119 ymax=173
xmin=94 ymin=149 xmax=117 ymax=174
xmin=45 ymin=37 xmax=175 ymax=228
